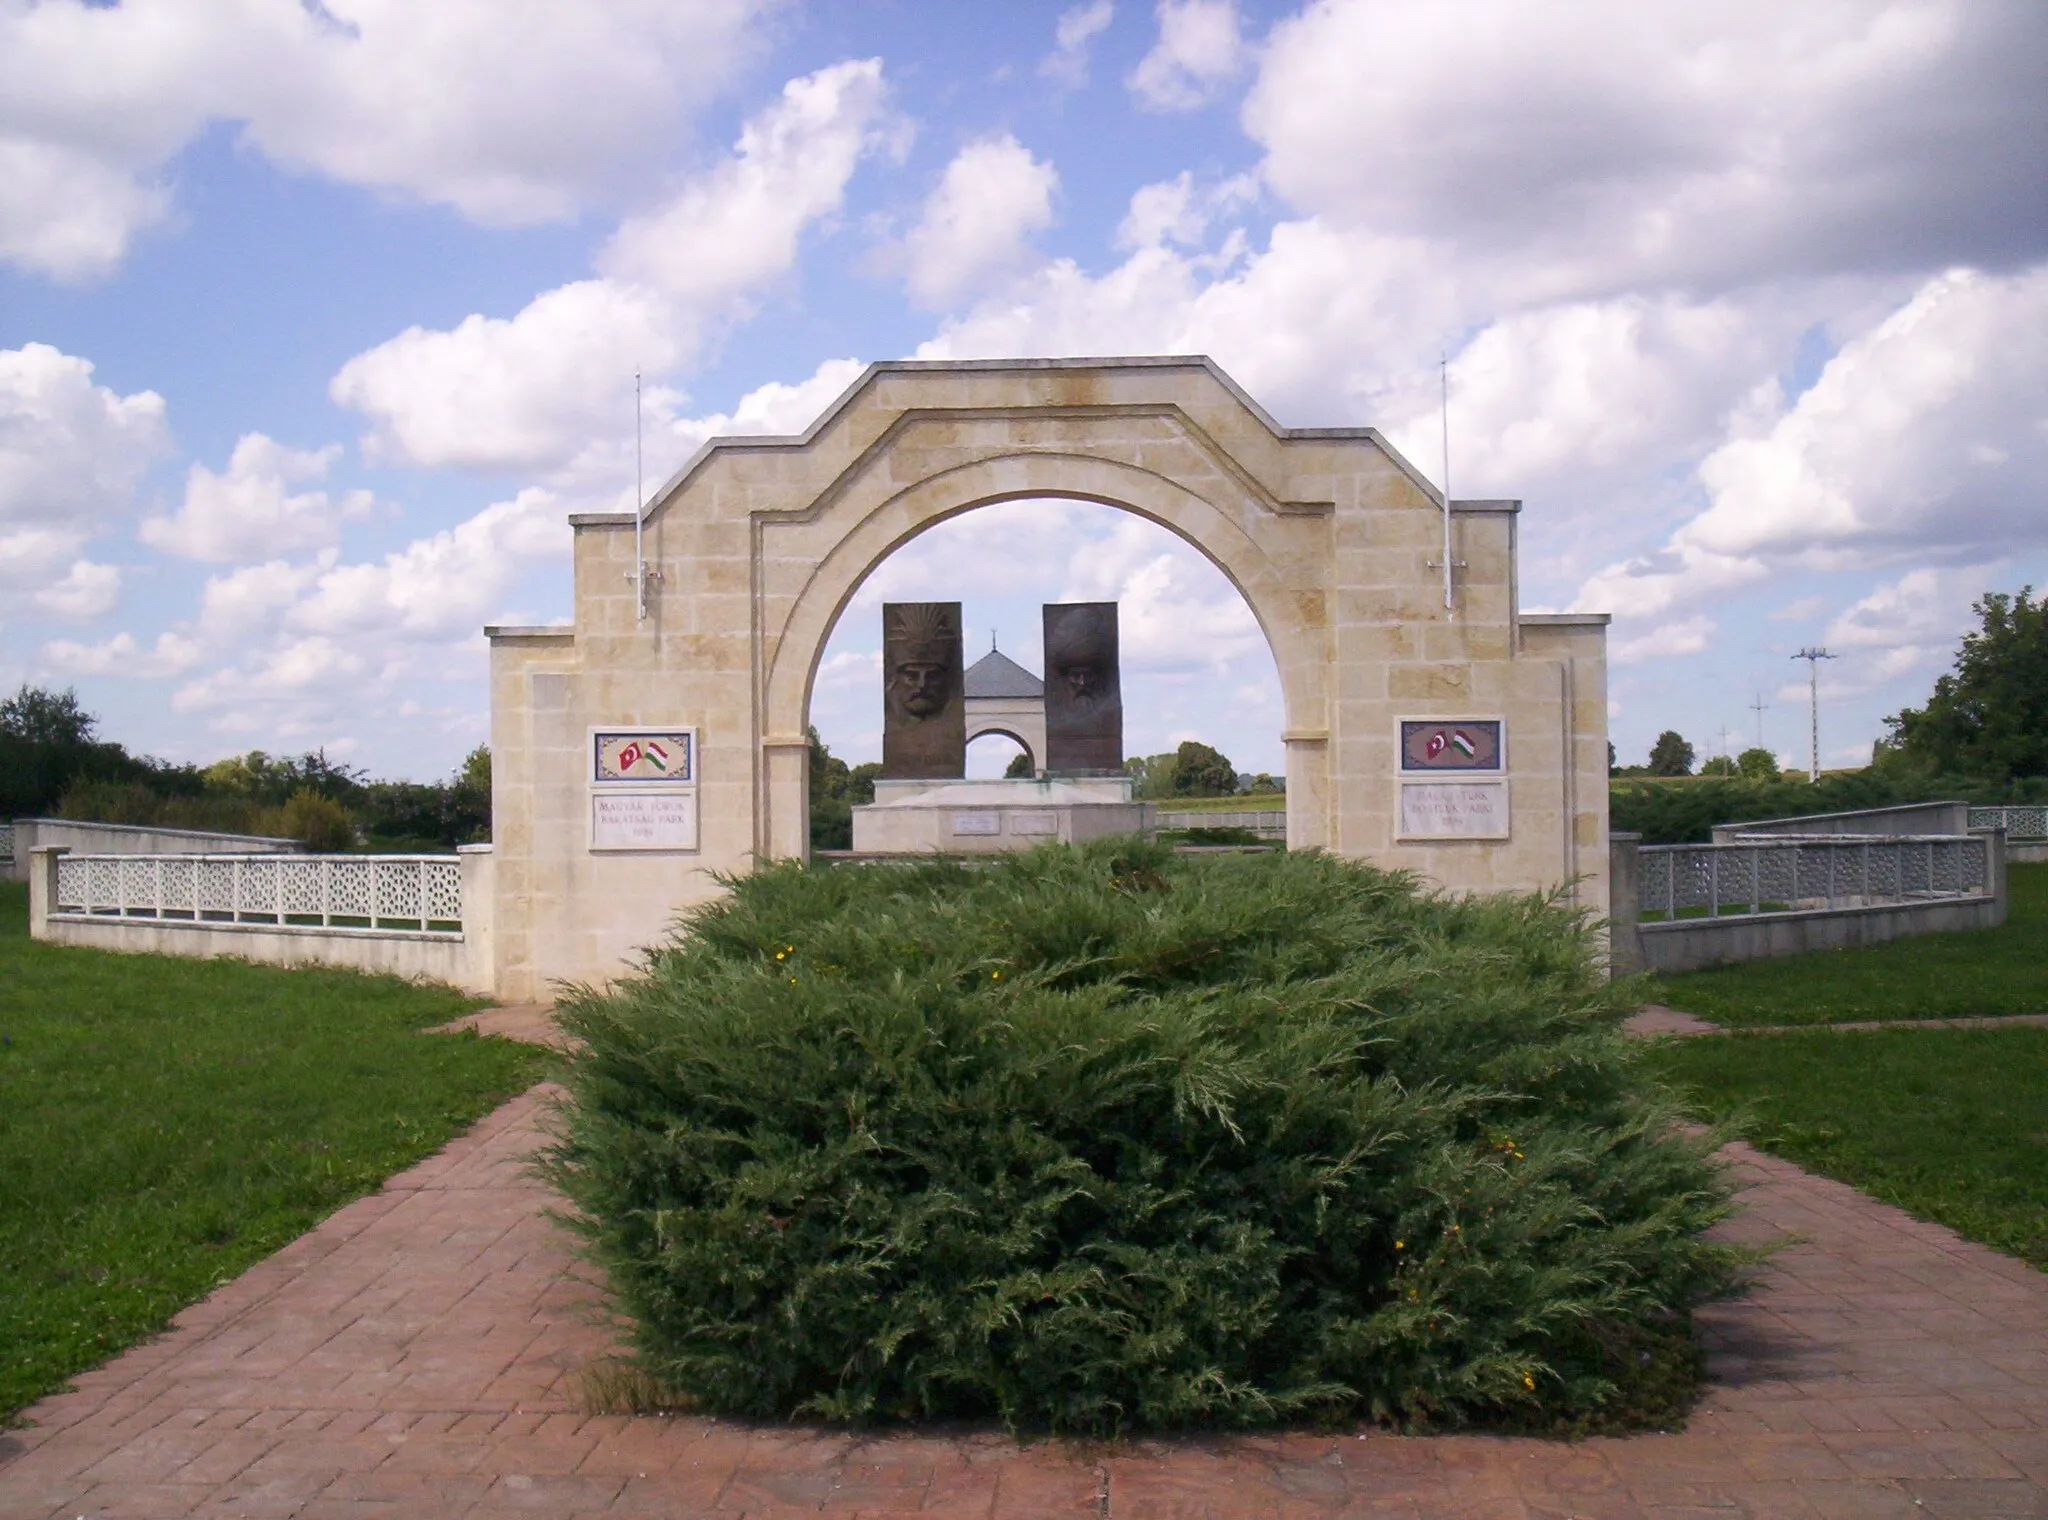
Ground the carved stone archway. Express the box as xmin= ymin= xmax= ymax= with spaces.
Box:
xmin=484 ymin=357 xmax=1611 ymax=999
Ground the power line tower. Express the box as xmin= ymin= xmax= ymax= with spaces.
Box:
xmin=1791 ymin=649 xmax=1836 ymax=782
xmin=1748 ymin=693 xmax=1769 ymax=751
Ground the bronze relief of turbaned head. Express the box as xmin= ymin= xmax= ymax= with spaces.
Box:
xmin=885 ymin=602 xmax=960 ymax=720
xmin=881 ymin=601 xmax=966 ymax=780
xmin=1042 ymin=601 xmax=1122 ymax=773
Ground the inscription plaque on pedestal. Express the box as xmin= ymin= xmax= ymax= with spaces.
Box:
xmin=881 ymin=602 xmax=966 ymax=780
xmin=1398 ymin=781 xmax=1509 ymax=840
xmin=1043 ymin=602 xmax=1123 ymax=774
xmin=590 ymin=790 xmax=700 ymax=850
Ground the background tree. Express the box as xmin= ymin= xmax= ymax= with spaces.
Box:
xmin=201 ymin=749 xmax=365 ymax=806
xmin=1883 ymin=587 xmax=2048 ymax=782
xmin=806 ymin=728 xmax=880 ymax=851
xmin=447 ymin=744 xmax=492 ymax=841
xmin=1126 ymin=753 xmax=1176 ymax=799
xmin=0 ymin=684 xmax=95 ymax=746
xmin=1698 ymin=755 xmax=1738 ymax=777
xmin=1736 ymin=747 xmax=1779 ymax=782
xmin=1647 ymin=731 xmax=1695 ymax=777
xmin=0 ymin=683 xmax=195 ymax=819
xmin=1170 ymin=740 xmax=1238 ymax=797
xmin=1003 ymin=751 xmax=1035 ymax=779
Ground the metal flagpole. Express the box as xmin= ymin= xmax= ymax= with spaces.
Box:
xmin=627 ymin=368 xmax=660 ymax=624
xmin=1791 ymin=648 xmax=1835 ymax=781
xmin=1440 ymin=353 xmax=1454 ymax=615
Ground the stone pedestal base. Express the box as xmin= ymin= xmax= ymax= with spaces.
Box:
xmin=852 ymin=778 xmax=1145 ymax=854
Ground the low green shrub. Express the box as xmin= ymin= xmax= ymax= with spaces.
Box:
xmin=1609 ymin=769 xmax=2048 ymax=844
xmin=1157 ymin=824 xmax=1269 ymax=846
xmin=546 ymin=841 xmax=1739 ymax=1434
xmin=277 ymin=787 xmax=357 ymax=851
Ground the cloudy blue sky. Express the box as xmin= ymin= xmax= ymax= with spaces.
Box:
xmin=4 ymin=0 xmax=2045 ymax=783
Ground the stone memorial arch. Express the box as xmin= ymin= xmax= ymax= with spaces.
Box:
xmin=485 ymin=356 xmax=1611 ymax=1000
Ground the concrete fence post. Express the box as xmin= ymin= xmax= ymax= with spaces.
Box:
xmin=1974 ymin=826 xmax=2008 ymax=928
xmin=457 ymin=843 xmax=497 ymax=998
xmin=1607 ymin=832 xmax=1644 ymax=977
xmin=27 ymin=845 xmax=69 ymax=941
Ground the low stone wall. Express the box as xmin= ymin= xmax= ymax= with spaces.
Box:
xmin=35 ymin=915 xmax=480 ymax=985
xmin=1609 ymin=828 xmax=2007 ymax=974
xmin=2012 ymin=842 xmax=2048 ymax=865
xmin=1629 ymin=893 xmax=2005 ymax=974
xmin=26 ymin=845 xmax=498 ymax=995
xmin=9 ymin=817 xmax=298 ymax=881
xmin=1710 ymin=800 xmax=1971 ymax=842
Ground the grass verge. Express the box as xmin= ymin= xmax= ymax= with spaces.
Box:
xmin=1650 ymin=862 xmax=2048 ymax=1026
xmin=1643 ymin=1024 xmax=2048 ymax=1269
xmin=0 ymin=881 xmax=545 ymax=1424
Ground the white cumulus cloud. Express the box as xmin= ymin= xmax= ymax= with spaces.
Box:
xmin=903 ymin=136 xmax=1060 ymax=308
xmin=41 ymin=629 xmax=201 ymax=678
xmin=142 ymin=434 xmax=372 ymax=562
xmin=329 ymin=61 xmax=892 ymax=475
xmin=0 ymin=0 xmax=774 ymax=280
xmin=1041 ymin=0 xmax=1116 ymax=88
xmin=1575 ymin=266 xmax=2048 ymax=621
xmin=1128 ymin=0 xmax=1245 ymax=112
xmin=1243 ymin=0 xmax=2048 ymax=293
xmin=0 ymin=342 xmax=169 ymax=623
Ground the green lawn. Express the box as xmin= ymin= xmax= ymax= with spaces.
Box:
xmin=1650 ymin=862 xmax=2048 ymax=1026
xmin=1644 ymin=1025 xmax=2048 ymax=1269
xmin=0 ymin=881 xmax=544 ymax=1424
xmin=1148 ymin=793 xmax=1287 ymax=811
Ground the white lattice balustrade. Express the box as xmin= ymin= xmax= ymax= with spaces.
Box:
xmin=1636 ymin=834 xmax=1991 ymax=923
xmin=1969 ymin=805 xmax=2048 ymax=840
xmin=50 ymin=853 xmax=463 ymax=937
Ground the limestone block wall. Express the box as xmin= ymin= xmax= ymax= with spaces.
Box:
xmin=486 ymin=357 xmax=1614 ymax=1000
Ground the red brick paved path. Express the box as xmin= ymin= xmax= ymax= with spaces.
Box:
xmin=5 ymin=1087 xmax=2047 ymax=1517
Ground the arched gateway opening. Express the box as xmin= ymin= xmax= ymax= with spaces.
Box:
xmin=806 ymin=495 xmax=1288 ymax=795
xmin=484 ymin=357 xmax=1613 ymax=1000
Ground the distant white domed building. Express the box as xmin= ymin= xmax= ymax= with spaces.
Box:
xmin=962 ymin=642 xmax=1046 ymax=777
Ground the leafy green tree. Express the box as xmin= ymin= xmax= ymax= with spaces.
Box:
xmin=448 ymin=744 xmax=491 ymax=842
xmin=1127 ymin=752 xmax=1178 ymax=799
xmin=1884 ymin=587 xmax=2048 ymax=782
xmin=201 ymin=749 xmax=365 ymax=806
xmin=1170 ymin=741 xmax=1238 ymax=797
xmin=0 ymin=684 xmax=95 ymax=746
xmin=808 ymin=727 xmax=875 ymax=851
xmin=278 ymin=788 xmax=358 ymax=851
xmin=1647 ymin=731 xmax=1695 ymax=777
xmin=1003 ymin=751 xmax=1035 ymax=779
xmin=1698 ymin=755 xmax=1738 ymax=777
xmin=1736 ymin=747 xmax=1779 ymax=782
xmin=0 ymin=684 xmax=191 ymax=819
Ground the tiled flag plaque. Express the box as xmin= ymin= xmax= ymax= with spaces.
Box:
xmin=588 ymin=726 xmax=700 ymax=851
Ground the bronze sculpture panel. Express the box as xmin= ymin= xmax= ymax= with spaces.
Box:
xmin=1043 ymin=601 xmax=1123 ymax=774
xmin=880 ymin=601 xmax=966 ymax=779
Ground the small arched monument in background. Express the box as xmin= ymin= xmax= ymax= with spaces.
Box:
xmin=482 ymin=356 xmax=1611 ymax=1001
xmin=962 ymin=640 xmax=1045 ymax=773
